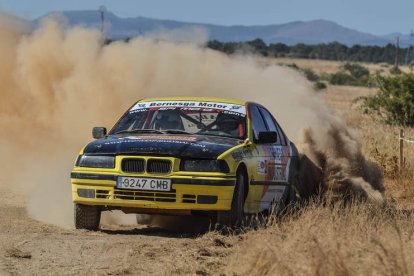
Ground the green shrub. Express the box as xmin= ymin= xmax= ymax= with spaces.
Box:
xmin=319 ymin=72 xmax=331 ymax=81
xmin=285 ymin=63 xmax=319 ymax=82
xmin=302 ymin=68 xmax=319 ymax=81
xmin=286 ymin=63 xmax=299 ymax=70
xmin=327 ymin=62 xmax=374 ymax=87
xmin=283 ymin=63 xmax=320 ymax=82
xmin=362 ymin=73 xmax=414 ymax=126
xmin=329 ymin=71 xmax=355 ymax=85
xmin=341 ymin=62 xmax=370 ymax=79
xmin=389 ymin=66 xmax=402 ymax=75
xmin=313 ymin=81 xmax=327 ymax=91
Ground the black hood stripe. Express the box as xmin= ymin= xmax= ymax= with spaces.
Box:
xmin=71 ymin=173 xmax=117 ymax=181
xmin=173 ymin=178 xmax=235 ymax=186
xmin=83 ymin=134 xmax=241 ymax=159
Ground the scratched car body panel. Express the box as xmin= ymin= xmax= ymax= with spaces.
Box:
xmin=71 ymin=97 xmax=300 ymax=228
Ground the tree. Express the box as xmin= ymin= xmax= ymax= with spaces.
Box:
xmin=246 ymin=39 xmax=268 ymax=56
xmin=341 ymin=62 xmax=369 ymax=79
xmin=362 ymin=73 xmax=414 ymax=126
xmin=205 ymin=40 xmax=413 ymax=65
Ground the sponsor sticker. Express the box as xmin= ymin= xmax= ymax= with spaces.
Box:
xmin=130 ymin=100 xmax=246 ymax=115
xmin=257 ymin=159 xmax=267 ymax=174
xmin=124 ymin=135 xmax=197 ymax=141
xmin=104 ymin=137 xmax=206 ymax=148
xmin=263 ymin=145 xmax=283 ymax=163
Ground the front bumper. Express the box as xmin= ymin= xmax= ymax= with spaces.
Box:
xmin=71 ymin=172 xmax=235 ymax=212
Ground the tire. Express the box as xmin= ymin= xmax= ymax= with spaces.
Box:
xmin=268 ymin=177 xmax=299 ymax=220
xmin=288 ymin=176 xmax=300 ymax=205
xmin=284 ymin=176 xmax=300 ymax=216
xmin=273 ymin=197 xmax=286 ymax=216
xmin=74 ymin=204 xmax=101 ymax=231
xmin=216 ymin=170 xmax=246 ymax=228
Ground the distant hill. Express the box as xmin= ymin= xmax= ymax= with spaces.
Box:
xmin=34 ymin=10 xmax=403 ymax=46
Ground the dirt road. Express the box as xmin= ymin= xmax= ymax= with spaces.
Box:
xmin=0 ymin=186 xmax=236 ymax=275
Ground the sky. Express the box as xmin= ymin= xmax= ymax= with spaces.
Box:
xmin=0 ymin=0 xmax=412 ymax=35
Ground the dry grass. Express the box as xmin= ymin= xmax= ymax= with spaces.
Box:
xmin=227 ymin=202 xmax=414 ymax=276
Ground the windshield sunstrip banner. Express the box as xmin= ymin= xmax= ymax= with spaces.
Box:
xmin=130 ymin=101 xmax=246 ymax=115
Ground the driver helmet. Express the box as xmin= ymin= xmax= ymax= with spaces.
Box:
xmin=153 ymin=110 xmax=184 ymax=130
xmin=215 ymin=113 xmax=244 ymax=136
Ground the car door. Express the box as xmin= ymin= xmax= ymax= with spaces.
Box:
xmin=243 ymin=104 xmax=268 ymax=213
xmin=242 ymin=104 xmax=287 ymax=212
xmin=255 ymin=105 xmax=291 ymax=211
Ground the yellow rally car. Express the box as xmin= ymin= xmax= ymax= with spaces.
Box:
xmin=71 ymin=97 xmax=300 ymax=230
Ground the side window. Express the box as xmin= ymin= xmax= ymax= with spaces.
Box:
xmin=274 ymin=120 xmax=287 ymax=146
xmin=259 ymin=107 xmax=287 ymax=145
xmin=258 ymin=107 xmax=280 ymax=145
xmin=249 ymin=105 xmax=267 ymax=141
xmin=259 ymin=107 xmax=278 ymax=133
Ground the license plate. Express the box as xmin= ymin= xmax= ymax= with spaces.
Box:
xmin=117 ymin=177 xmax=171 ymax=191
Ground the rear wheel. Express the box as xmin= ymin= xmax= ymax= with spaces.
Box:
xmin=268 ymin=176 xmax=300 ymax=220
xmin=216 ymin=170 xmax=246 ymax=228
xmin=288 ymin=176 xmax=300 ymax=205
xmin=74 ymin=204 xmax=101 ymax=231
xmin=284 ymin=176 xmax=300 ymax=216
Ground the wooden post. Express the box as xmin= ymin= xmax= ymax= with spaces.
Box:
xmin=400 ymin=129 xmax=404 ymax=171
xmin=395 ymin=36 xmax=400 ymax=69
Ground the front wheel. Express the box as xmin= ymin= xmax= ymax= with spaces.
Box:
xmin=74 ymin=204 xmax=101 ymax=231
xmin=215 ymin=171 xmax=246 ymax=228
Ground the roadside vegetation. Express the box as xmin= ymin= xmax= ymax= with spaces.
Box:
xmin=327 ymin=62 xmax=374 ymax=86
xmin=362 ymin=73 xmax=414 ymax=126
xmin=207 ymin=38 xmax=413 ymax=65
xmin=283 ymin=62 xmax=375 ymax=90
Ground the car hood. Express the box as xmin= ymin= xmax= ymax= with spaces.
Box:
xmin=83 ymin=134 xmax=242 ymax=159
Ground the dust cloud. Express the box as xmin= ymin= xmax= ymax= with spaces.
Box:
xmin=0 ymin=12 xmax=384 ymax=228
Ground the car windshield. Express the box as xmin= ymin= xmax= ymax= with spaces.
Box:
xmin=110 ymin=100 xmax=247 ymax=139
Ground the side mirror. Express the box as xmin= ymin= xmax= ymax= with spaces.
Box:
xmin=92 ymin=127 xmax=107 ymax=139
xmin=257 ymin=131 xmax=278 ymax=144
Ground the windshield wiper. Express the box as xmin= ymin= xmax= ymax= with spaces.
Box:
xmin=114 ymin=129 xmax=164 ymax=135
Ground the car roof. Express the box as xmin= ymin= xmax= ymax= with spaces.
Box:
xmin=139 ymin=97 xmax=246 ymax=106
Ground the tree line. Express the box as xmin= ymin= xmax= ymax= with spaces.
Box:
xmin=206 ymin=39 xmax=413 ymax=65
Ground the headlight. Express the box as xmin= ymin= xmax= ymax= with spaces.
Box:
xmin=180 ymin=159 xmax=229 ymax=173
xmin=76 ymin=155 xmax=115 ymax=168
